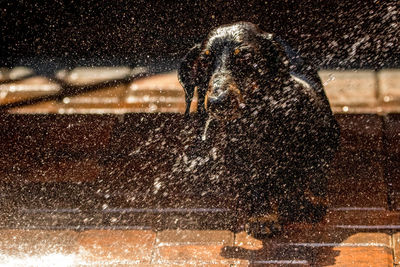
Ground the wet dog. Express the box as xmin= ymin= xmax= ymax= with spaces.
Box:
xmin=178 ymin=22 xmax=340 ymax=235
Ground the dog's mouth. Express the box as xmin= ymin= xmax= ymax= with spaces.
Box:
xmin=209 ymin=108 xmax=240 ymax=120
xmin=206 ymin=96 xmax=244 ymax=120
xmin=205 ymin=85 xmax=245 ymax=120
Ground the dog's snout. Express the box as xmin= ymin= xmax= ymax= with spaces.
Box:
xmin=210 ymin=72 xmax=230 ymax=89
xmin=206 ymin=72 xmax=242 ymax=118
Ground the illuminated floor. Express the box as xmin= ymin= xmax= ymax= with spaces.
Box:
xmin=0 ymin=69 xmax=400 ymax=266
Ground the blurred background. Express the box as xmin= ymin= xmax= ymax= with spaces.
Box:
xmin=1 ymin=0 xmax=399 ymax=71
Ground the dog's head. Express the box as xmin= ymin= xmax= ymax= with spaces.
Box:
xmin=178 ymin=21 xmax=290 ymax=119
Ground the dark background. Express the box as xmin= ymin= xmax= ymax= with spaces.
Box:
xmin=1 ymin=0 xmax=399 ymax=72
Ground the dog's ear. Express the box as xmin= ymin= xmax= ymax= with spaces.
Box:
xmin=257 ymin=33 xmax=291 ymax=79
xmin=178 ymin=44 xmax=203 ymax=116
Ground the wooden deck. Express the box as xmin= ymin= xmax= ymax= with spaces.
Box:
xmin=0 ymin=69 xmax=400 ymax=266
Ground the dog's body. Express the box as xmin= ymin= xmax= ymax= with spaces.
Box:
xmin=178 ymin=22 xmax=340 ymax=229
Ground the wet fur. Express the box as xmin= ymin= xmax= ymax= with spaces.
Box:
xmin=178 ymin=22 xmax=340 ymax=224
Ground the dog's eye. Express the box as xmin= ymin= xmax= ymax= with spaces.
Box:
xmin=198 ymin=50 xmax=214 ymax=72
xmin=233 ymin=48 xmax=240 ymax=55
xmin=200 ymin=50 xmax=213 ymax=62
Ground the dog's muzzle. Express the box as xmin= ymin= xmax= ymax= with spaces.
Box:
xmin=205 ymin=72 xmax=243 ymax=119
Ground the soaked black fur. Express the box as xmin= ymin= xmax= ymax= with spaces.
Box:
xmin=178 ymin=22 xmax=340 ymax=225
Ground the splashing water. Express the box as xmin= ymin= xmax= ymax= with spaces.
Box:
xmin=0 ymin=253 xmax=77 ymax=267
xmin=202 ymin=117 xmax=213 ymax=141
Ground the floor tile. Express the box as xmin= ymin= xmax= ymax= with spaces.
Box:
xmin=378 ymin=69 xmax=400 ymax=105
xmin=63 ymin=67 xmax=133 ymax=85
xmin=0 ymin=230 xmax=78 ymax=256
xmin=383 ymin=114 xmax=400 ymax=210
xmin=336 ymin=114 xmax=383 ymax=151
xmin=0 ymin=76 xmax=60 ymax=105
xmin=319 ymin=70 xmax=378 ymax=107
xmin=393 ymin=233 xmax=400 ymax=265
xmin=327 ymin=150 xmax=387 ymax=208
xmin=156 ymin=230 xmax=234 ymax=246
xmin=324 ymin=247 xmax=393 ymax=267
xmin=77 ymin=230 xmax=156 ymax=264
xmin=153 ymin=244 xmax=243 ymax=265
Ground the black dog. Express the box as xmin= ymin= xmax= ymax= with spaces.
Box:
xmin=178 ymin=22 xmax=340 ymax=234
